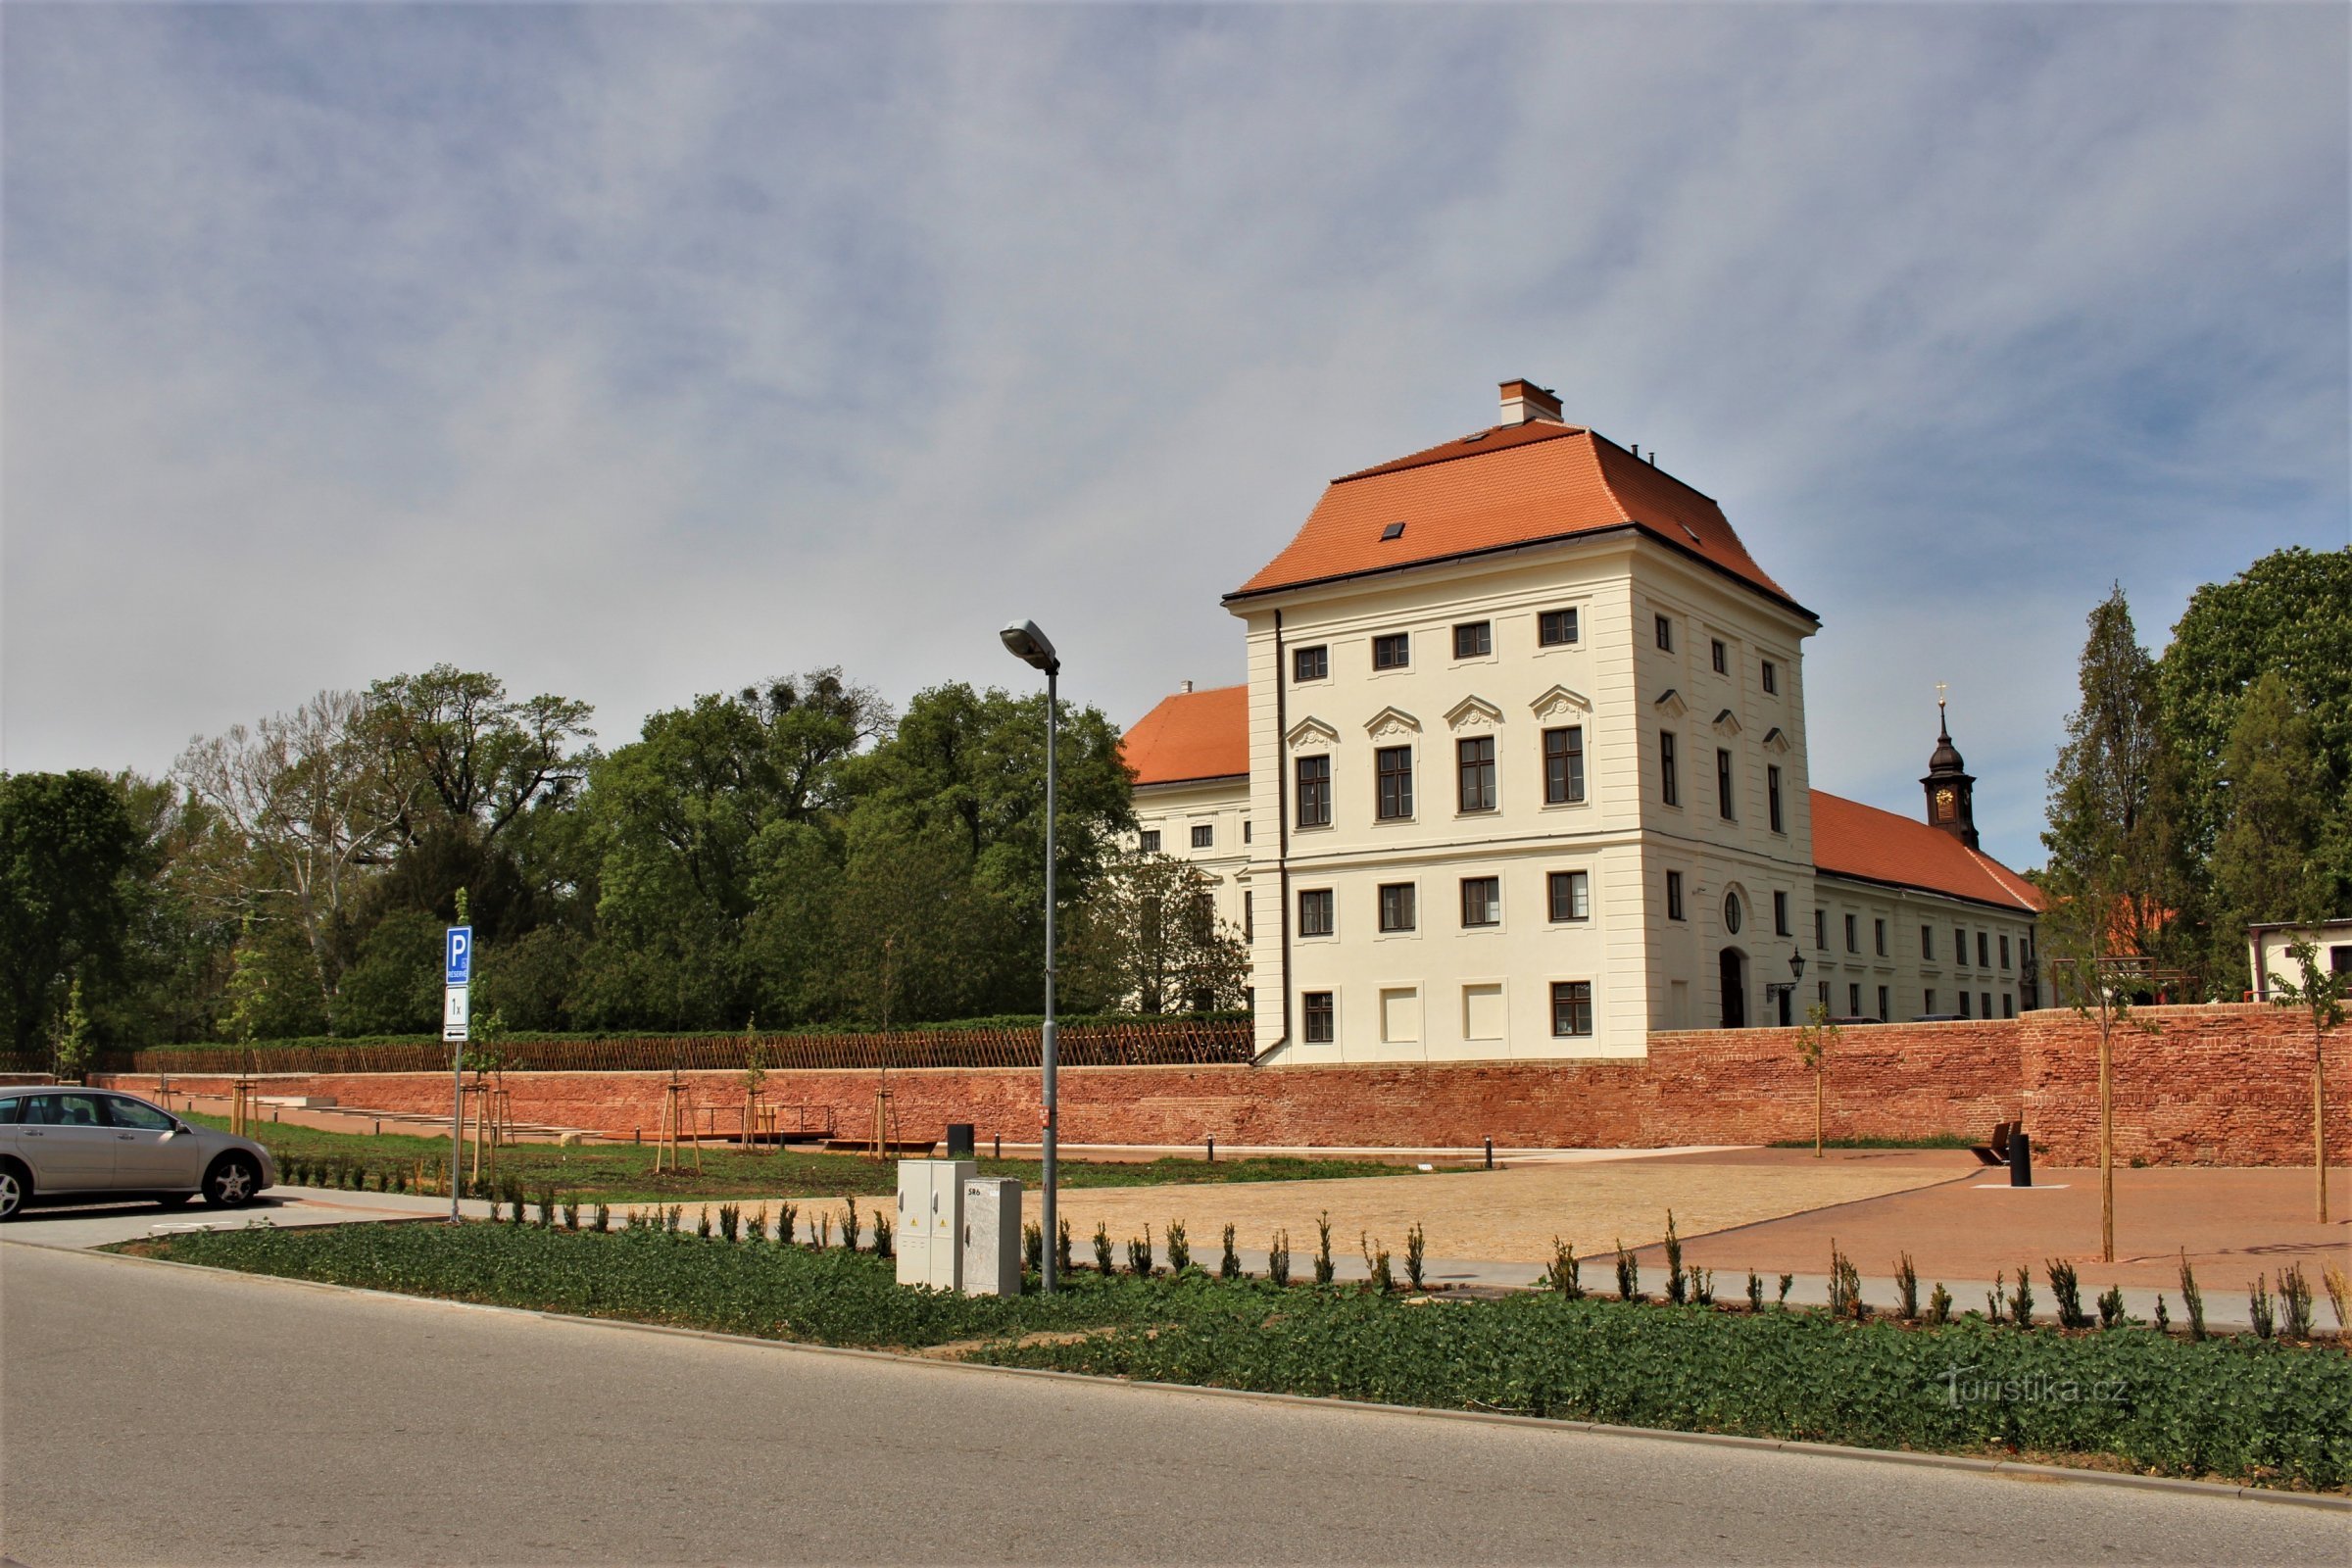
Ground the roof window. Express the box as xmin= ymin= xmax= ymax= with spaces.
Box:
xmin=1380 ymin=521 xmax=1406 ymax=541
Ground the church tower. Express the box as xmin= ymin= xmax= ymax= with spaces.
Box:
xmin=1921 ymin=688 xmax=1978 ymax=849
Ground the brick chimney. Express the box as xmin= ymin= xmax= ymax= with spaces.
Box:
xmin=1498 ymin=378 xmax=1563 ymax=425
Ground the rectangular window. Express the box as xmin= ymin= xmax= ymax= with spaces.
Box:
xmin=1243 ymin=893 xmax=1253 ymax=943
xmin=1958 ymin=991 xmax=1972 ymax=1019
xmin=1456 ymin=736 xmax=1497 ymax=812
xmin=1191 ymin=823 xmax=1214 ymax=850
xmin=1817 ymin=980 xmax=1831 ymax=1009
xmin=1372 ymin=633 xmax=1410 ymax=670
xmin=1848 ymin=984 xmax=1862 ymax=1016
xmin=1762 ymin=659 xmax=1778 ymax=694
xmin=1140 ymin=829 xmax=1160 ymax=854
xmin=1925 ymin=988 xmax=1937 ymax=1015
xmin=1999 ymin=934 xmax=2011 ymax=970
xmin=1543 ymin=726 xmax=1586 ymax=805
xmin=1292 ymin=645 xmax=1328 ymax=682
xmin=1815 ymin=908 xmax=1827 ymax=950
xmin=1298 ymin=889 xmax=1334 ymax=938
xmin=1716 ymin=748 xmax=1736 ymax=820
xmin=1302 ymin=992 xmax=1334 ymax=1044
xmin=1660 ymin=732 xmax=1680 ymax=807
xmin=1767 ymin=765 xmax=1784 ymax=833
xmin=1844 ymin=913 xmax=1858 ymax=953
xmin=1710 ymin=638 xmax=1728 ymax=675
xmin=1666 ymin=870 xmax=1686 ymax=921
xmin=1982 ymin=991 xmax=1993 ymax=1019
xmin=2002 ymin=994 xmax=2015 ymax=1019
xmin=1548 ymin=869 xmax=1591 ymax=922
xmin=1550 ymin=981 xmax=1593 ymax=1038
xmin=1655 ymin=614 xmax=1674 ymax=652
xmin=1954 ymin=927 xmax=1968 ymax=968
xmin=1295 ymin=756 xmax=1331 ymax=828
xmin=1978 ymin=932 xmax=1990 ymax=969
xmin=1877 ymin=986 xmax=1889 ymax=1021
xmin=1774 ymin=891 xmax=1790 ymax=937
xmin=1921 ymin=925 xmax=1934 ymax=962
xmin=1539 ymin=608 xmax=1580 ymax=647
xmin=1874 ymin=918 xmax=1887 ymax=957
xmin=1460 ymin=876 xmax=1500 ymax=928
xmin=1378 ymin=883 xmax=1417 ymax=933
xmin=1452 ymin=621 xmax=1492 ymax=659
xmin=1375 ymin=746 xmax=1414 ymax=820
xmin=1244 ymin=820 xmax=1251 ymax=844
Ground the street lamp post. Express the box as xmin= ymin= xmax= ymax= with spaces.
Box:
xmin=1000 ymin=618 xmax=1061 ymax=1293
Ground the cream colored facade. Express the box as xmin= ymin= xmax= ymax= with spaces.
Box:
xmin=1224 ymin=529 xmax=1818 ymax=1062
xmin=1125 ymin=384 xmax=2042 ymax=1062
xmin=1808 ymin=876 xmax=2040 ymax=1023
xmin=1132 ymin=774 xmax=1252 ymax=940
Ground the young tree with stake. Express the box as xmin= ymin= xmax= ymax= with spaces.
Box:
xmin=1793 ymin=1003 xmax=1839 ymax=1156
xmin=2270 ymin=939 xmax=2345 ymax=1223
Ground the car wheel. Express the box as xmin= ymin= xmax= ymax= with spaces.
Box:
xmin=0 ymin=1161 xmax=26 ymax=1221
xmin=203 ymin=1154 xmax=262 ymax=1208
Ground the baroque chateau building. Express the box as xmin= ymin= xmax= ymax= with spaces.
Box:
xmin=1120 ymin=380 xmax=2044 ymax=1064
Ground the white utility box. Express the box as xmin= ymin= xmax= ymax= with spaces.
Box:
xmin=895 ymin=1158 xmax=975 ymax=1291
xmin=959 ymin=1177 xmax=1023 ymax=1297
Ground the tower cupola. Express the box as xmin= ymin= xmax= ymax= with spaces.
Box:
xmin=1921 ymin=685 xmax=1979 ymax=849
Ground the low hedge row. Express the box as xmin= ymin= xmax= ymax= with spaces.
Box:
xmin=977 ymin=1289 xmax=2351 ymax=1492
xmin=131 ymin=1222 xmax=2350 ymax=1491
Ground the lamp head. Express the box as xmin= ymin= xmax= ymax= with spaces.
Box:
xmin=1788 ymin=950 xmax=1806 ymax=980
xmin=999 ymin=619 xmax=1059 ymax=673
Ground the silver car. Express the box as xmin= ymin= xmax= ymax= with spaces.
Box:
xmin=0 ymin=1088 xmax=277 ymax=1220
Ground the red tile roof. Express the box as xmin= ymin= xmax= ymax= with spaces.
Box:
xmin=1811 ymin=791 xmax=2044 ymax=913
xmin=1228 ymin=421 xmax=1809 ymax=617
xmin=1121 ymin=685 xmax=1250 ymax=786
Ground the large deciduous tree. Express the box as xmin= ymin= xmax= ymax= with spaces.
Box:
xmin=173 ymin=689 xmax=407 ymax=1017
xmin=0 ymin=772 xmax=141 ymax=1056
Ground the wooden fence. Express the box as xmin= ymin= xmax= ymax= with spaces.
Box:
xmin=122 ymin=1019 xmax=1258 ymax=1077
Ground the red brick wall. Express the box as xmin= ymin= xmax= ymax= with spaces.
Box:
xmin=2019 ymin=1003 xmax=2345 ymax=1166
xmin=101 ymin=1006 xmax=2337 ymax=1165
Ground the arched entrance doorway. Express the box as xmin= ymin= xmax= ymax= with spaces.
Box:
xmin=1719 ymin=947 xmax=1748 ymax=1028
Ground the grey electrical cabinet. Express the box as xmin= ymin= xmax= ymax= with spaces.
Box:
xmin=895 ymin=1158 xmax=976 ymax=1291
xmin=960 ymin=1177 xmax=1023 ymax=1297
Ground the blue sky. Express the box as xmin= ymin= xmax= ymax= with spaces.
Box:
xmin=3 ymin=3 xmax=2345 ymax=871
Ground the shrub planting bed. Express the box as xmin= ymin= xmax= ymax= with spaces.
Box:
xmin=120 ymin=1222 xmax=2351 ymax=1493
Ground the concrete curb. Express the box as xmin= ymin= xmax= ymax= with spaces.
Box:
xmin=44 ymin=1241 xmax=2347 ymax=1512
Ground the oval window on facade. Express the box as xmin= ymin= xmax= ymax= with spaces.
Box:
xmin=1724 ymin=892 xmax=1743 ymax=934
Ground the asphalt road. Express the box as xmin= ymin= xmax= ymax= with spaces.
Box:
xmin=1 ymin=1245 xmax=2339 ymax=1566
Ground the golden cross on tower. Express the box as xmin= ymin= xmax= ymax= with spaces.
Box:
xmin=1935 ymin=680 xmax=1948 ymax=715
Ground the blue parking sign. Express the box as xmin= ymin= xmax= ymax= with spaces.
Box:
xmin=445 ymin=926 xmax=473 ymax=987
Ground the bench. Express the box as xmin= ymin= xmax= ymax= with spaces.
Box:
xmin=1968 ymin=1120 xmax=2019 ymax=1166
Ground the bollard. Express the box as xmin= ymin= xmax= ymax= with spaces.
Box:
xmin=993 ymin=1133 xmax=1002 ymax=1160
xmin=1484 ymin=1137 xmax=1494 ymax=1170
xmin=1206 ymin=1136 xmax=1215 ymax=1164
xmin=2008 ymin=1129 xmax=2034 ymax=1188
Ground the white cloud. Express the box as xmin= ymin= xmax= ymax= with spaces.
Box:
xmin=3 ymin=4 xmax=2344 ymax=875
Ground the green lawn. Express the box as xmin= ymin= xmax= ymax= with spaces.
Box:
xmin=188 ymin=1111 xmax=1422 ymax=1204
xmin=121 ymin=1222 xmax=2352 ymax=1493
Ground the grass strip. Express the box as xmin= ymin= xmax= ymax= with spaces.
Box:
xmin=121 ymin=1223 xmax=2351 ymax=1493
xmin=185 ymin=1111 xmax=1420 ymax=1202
